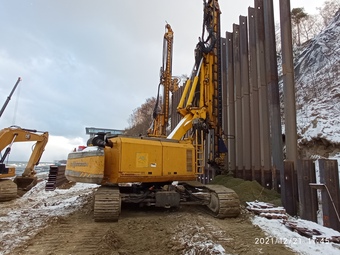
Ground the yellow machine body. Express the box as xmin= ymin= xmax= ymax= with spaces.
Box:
xmin=0 ymin=165 xmax=15 ymax=178
xmin=66 ymin=136 xmax=196 ymax=185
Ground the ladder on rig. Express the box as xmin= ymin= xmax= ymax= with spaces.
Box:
xmin=194 ymin=129 xmax=205 ymax=174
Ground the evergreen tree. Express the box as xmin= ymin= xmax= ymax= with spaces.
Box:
xmin=291 ymin=8 xmax=308 ymax=46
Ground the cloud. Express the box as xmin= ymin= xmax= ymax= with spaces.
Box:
xmin=4 ymin=135 xmax=86 ymax=162
xmin=42 ymin=135 xmax=86 ymax=162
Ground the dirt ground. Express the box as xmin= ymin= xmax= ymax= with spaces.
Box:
xmin=9 ymin=194 xmax=296 ymax=255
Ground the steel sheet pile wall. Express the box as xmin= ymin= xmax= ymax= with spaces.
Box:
xmin=225 ymin=0 xmax=281 ymax=188
xmin=297 ymin=160 xmax=317 ymax=221
xmin=169 ymin=0 xmax=340 ymax=230
xmin=318 ymin=159 xmax=340 ymax=231
xmin=295 ymin=159 xmax=340 ymax=231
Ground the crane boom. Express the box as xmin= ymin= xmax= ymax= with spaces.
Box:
xmin=0 ymin=77 xmax=22 ymax=118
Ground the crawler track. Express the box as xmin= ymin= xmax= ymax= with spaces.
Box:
xmin=182 ymin=181 xmax=240 ymax=218
xmin=205 ymin=184 xmax=240 ymax=218
xmin=0 ymin=179 xmax=17 ymax=201
xmin=93 ymin=186 xmax=121 ymax=222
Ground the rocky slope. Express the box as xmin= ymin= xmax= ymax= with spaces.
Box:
xmin=293 ymin=10 xmax=340 ymax=158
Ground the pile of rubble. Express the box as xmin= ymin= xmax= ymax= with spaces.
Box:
xmin=283 ymin=220 xmax=340 ymax=244
xmin=247 ymin=201 xmax=340 ymax=244
xmin=246 ymin=201 xmax=287 ymax=220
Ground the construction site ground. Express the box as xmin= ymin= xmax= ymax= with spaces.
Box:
xmin=1 ymin=179 xmax=298 ymax=255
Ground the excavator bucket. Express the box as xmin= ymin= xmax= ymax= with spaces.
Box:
xmin=13 ymin=176 xmax=38 ymax=191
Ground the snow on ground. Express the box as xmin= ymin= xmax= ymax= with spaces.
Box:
xmin=0 ymin=181 xmax=98 ymax=254
xmin=2 ymin=180 xmax=340 ymax=254
xmin=172 ymin=216 xmax=229 ymax=255
xmin=252 ymin=216 xmax=340 ymax=255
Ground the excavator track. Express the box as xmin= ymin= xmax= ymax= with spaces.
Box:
xmin=205 ymin=184 xmax=240 ymax=218
xmin=0 ymin=179 xmax=17 ymax=201
xmin=183 ymin=181 xmax=240 ymax=218
xmin=93 ymin=186 xmax=121 ymax=222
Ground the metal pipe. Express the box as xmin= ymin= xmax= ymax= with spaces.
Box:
xmin=233 ymin=24 xmax=243 ymax=172
xmin=226 ymin=32 xmax=236 ymax=174
xmin=255 ymin=0 xmax=271 ymax=174
xmin=279 ymin=0 xmax=298 ymax=165
xmin=263 ymin=0 xmax=284 ymax=190
xmin=248 ymin=7 xmax=261 ymax=179
xmin=239 ymin=15 xmax=252 ymax=175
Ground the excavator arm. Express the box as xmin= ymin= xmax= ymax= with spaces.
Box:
xmin=0 ymin=126 xmax=49 ymax=177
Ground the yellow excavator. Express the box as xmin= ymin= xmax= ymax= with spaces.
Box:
xmin=65 ymin=0 xmax=240 ymax=221
xmin=0 ymin=126 xmax=49 ymax=201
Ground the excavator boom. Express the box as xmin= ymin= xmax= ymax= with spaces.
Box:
xmin=0 ymin=126 xmax=49 ymax=176
xmin=0 ymin=126 xmax=49 ymax=201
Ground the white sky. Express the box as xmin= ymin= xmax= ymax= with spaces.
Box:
xmin=0 ymin=0 xmax=324 ymax=161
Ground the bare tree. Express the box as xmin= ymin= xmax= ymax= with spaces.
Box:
xmin=317 ymin=0 xmax=340 ymax=27
xmin=124 ymin=97 xmax=156 ymax=136
xmin=299 ymin=14 xmax=323 ymax=42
